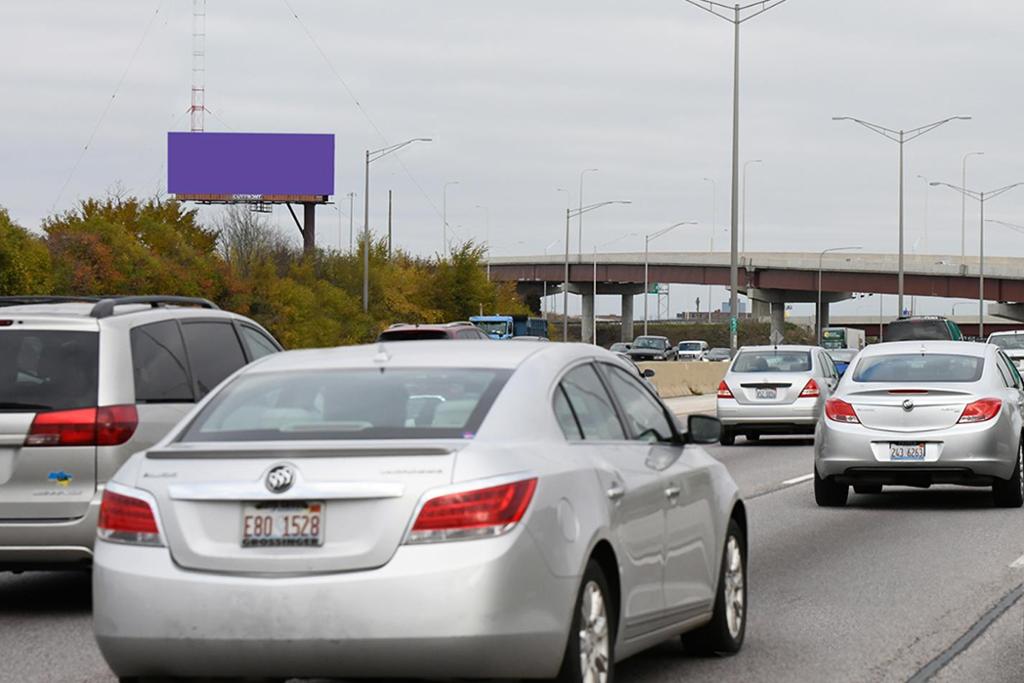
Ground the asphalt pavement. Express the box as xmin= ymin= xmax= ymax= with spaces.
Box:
xmin=1 ymin=433 xmax=1021 ymax=682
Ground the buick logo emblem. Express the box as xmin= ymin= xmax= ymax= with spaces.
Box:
xmin=902 ymin=399 xmax=915 ymax=412
xmin=265 ymin=465 xmax=295 ymax=494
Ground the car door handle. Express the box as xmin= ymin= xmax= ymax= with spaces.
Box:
xmin=606 ymin=483 xmax=625 ymax=501
xmin=665 ymin=485 xmax=682 ymax=500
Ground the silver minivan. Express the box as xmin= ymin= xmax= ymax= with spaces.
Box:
xmin=0 ymin=296 xmax=281 ymax=570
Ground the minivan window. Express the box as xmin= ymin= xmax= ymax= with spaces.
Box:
xmin=131 ymin=321 xmax=193 ymax=403
xmin=852 ymin=354 xmax=984 ymax=383
xmin=181 ymin=322 xmax=248 ymax=397
xmin=0 ymin=330 xmax=98 ymax=411
xmin=180 ymin=368 xmax=510 ymax=442
xmin=239 ymin=325 xmax=279 ymax=361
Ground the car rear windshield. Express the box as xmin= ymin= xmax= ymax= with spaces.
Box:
xmin=378 ymin=329 xmax=449 ymax=341
xmin=679 ymin=342 xmax=703 ymax=351
xmin=885 ymin=320 xmax=951 ymax=341
xmin=179 ymin=368 xmax=511 ymax=442
xmin=0 ymin=330 xmax=98 ymax=411
xmin=852 ymin=354 xmax=984 ymax=383
xmin=732 ymin=350 xmax=811 ymax=373
xmin=989 ymin=335 xmax=1024 ymax=351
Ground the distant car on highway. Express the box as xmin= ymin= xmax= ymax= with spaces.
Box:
xmin=609 ymin=342 xmax=631 ymax=353
xmin=705 ymin=347 xmax=733 ymax=362
xmin=717 ymin=345 xmax=840 ymax=445
xmin=615 ymin=351 xmax=657 ymax=387
xmin=377 ymin=321 xmax=490 ymax=341
xmin=827 ymin=348 xmax=860 ymax=377
xmin=92 ymin=341 xmax=747 ymax=681
xmin=885 ymin=316 xmax=964 ymax=342
xmin=0 ymin=295 xmax=282 ymax=571
xmin=678 ymin=340 xmax=710 ymax=361
xmin=628 ymin=335 xmax=677 ymax=361
xmin=815 ymin=341 xmax=1024 ymax=508
xmin=986 ymin=330 xmax=1024 ymax=369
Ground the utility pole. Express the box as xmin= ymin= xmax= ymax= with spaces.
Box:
xmin=683 ymin=0 xmax=789 ymax=353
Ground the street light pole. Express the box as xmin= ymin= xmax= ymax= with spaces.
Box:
xmin=562 ymin=201 xmax=631 ymax=342
xmin=742 ymin=159 xmax=762 ymax=255
xmin=817 ymin=246 xmax=862 ymax=343
xmin=961 ymin=151 xmax=984 ymax=267
xmin=683 ymin=0 xmax=789 ymax=353
xmin=578 ymin=169 xmax=599 ymax=263
xmin=362 ymin=138 xmax=432 ymax=312
xmin=931 ymin=180 xmax=1024 ymax=339
xmin=644 ymin=221 xmax=698 ymax=335
xmin=442 ymin=181 xmax=460 ymax=259
xmin=703 ymin=177 xmax=717 ymax=323
xmin=832 ymin=115 xmax=971 ymax=316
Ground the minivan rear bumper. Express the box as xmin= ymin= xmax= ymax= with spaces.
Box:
xmin=0 ymin=492 xmax=99 ymax=569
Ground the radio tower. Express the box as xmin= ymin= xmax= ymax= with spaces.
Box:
xmin=189 ymin=0 xmax=207 ymax=132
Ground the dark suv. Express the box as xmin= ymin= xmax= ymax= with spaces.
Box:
xmin=377 ymin=321 xmax=490 ymax=341
xmin=885 ymin=316 xmax=964 ymax=342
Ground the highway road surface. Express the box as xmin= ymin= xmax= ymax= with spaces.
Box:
xmin=1 ymin=434 xmax=1021 ymax=682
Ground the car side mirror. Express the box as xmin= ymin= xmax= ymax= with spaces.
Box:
xmin=686 ymin=414 xmax=722 ymax=445
xmin=643 ymin=368 xmax=656 ymax=378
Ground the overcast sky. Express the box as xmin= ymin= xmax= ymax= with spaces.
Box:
xmin=4 ymin=0 xmax=1024 ymax=318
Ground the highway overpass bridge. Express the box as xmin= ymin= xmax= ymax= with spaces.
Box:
xmin=488 ymin=251 xmax=1024 ymax=342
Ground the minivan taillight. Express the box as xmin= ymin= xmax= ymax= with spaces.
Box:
xmin=97 ymin=489 xmax=163 ymax=547
xmin=958 ymin=398 xmax=1002 ymax=424
xmin=406 ymin=478 xmax=537 ymax=544
xmin=825 ymin=398 xmax=860 ymax=424
xmin=799 ymin=379 xmax=820 ymax=398
xmin=717 ymin=381 xmax=734 ymax=399
xmin=24 ymin=405 xmax=138 ymax=447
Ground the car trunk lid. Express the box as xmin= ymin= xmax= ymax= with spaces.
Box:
xmin=138 ymin=442 xmax=459 ymax=574
xmin=844 ymin=387 xmax=975 ymax=432
xmin=731 ymin=372 xmax=812 ymax=405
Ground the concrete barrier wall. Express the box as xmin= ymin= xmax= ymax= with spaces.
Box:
xmin=637 ymin=361 xmax=728 ymax=398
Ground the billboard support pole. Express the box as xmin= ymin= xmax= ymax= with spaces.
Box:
xmin=302 ymin=203 xmax=316 ymax=256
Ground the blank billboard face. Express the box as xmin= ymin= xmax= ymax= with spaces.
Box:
xmin=167 ymin=132 xmax=334 ymax=201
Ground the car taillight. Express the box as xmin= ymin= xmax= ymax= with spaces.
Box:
xmin=406 ymin=478 xmax=537 ymax=544
xmin=97 ymin=489 xmax=163 ymax=547
xmin=958 ymin=398 xmax=1002 ymax=424
xmin=24 ymin=405 xmax=138 ymax=447
xmin=800 ymin=379 xmax=820 ymax=398
xmin=825 ymin=398 xmax=860 ymax=424
xmin=717 ymin=381 xmax=734 ymax=399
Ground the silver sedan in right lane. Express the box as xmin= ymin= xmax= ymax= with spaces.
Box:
xmin=815 ymin=341 xmax=1024 ymax=507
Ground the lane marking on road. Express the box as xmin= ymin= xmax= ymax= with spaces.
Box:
xmin=781 ymin=473 xmax=814 ymax=486
xmin=1010 ymin=553 xmax=1024 ymax=569
xmin=905 ymin=582 xmax=1024 ymax=683
xmin=747 ymin=473 xmax=815 ymax=500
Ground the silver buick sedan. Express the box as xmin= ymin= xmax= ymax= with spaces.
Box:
xmin=92 ymin=341 xmax=747 ymax=682
xmin=815 ymin=341 xmax=1024 ymax=507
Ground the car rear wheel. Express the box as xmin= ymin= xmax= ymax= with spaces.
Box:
xmin=992 ymin=439 xmax=1024 ymax=508
xmin=814 ymin=468 xmax=848 ymax=507
xmin=555 ymin=560 xmax=615 ymax=683
xmin=853 ymin=484 xmax=882 ymax=495
xmin=681 ymin=519 xmax=746 ymax=655
xmin=719 ymin=429 xmax=736 ymax=446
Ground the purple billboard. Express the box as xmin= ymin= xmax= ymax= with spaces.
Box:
xmin=167 ymin=132 xmax=334 ymax=201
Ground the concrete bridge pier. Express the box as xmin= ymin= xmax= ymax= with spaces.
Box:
xmin=747 ymin=288 xmax=852 ymax=344
xmin=581 ymin=292 xmax=595 ymax=344
xmin=622 ymin=294 xmax=635 ymax=343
